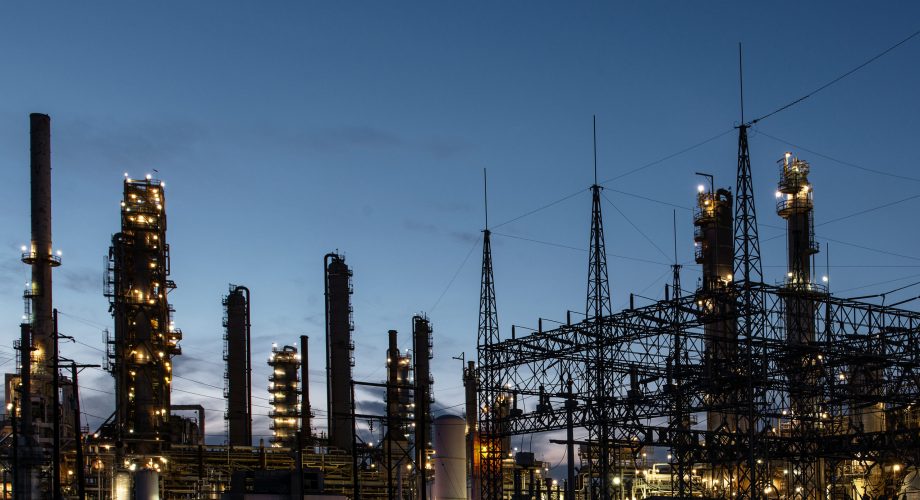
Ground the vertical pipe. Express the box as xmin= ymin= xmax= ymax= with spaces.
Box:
xmin=295 ymin=430 xmax=305 ymax=499
xmin=324 ymin=254 xmax=332 ymax=451
xmin=413 ymin=316 xmax=432 ymax=500
xmin=386 ymin=330 xmax=399 ymax=500
xmin=52 ymin=310 xmax=60 ymax=500
xmin=242 ymin=286 xmax=252 ymax=447
xmin=300 ymin=335 xmax=310 ymax=445
xmin=565 ymin=379 xmax=575 ymax=500
xmin=71 ymin=364 xmax=86 ymax=500
xmin=11 ymin=401 xmax=18 ymax=500
xmin=19 ymin=323 xmax=32 ymax=438
xmin=465 ymin=361 xmax=480 ymax=500
xmin=351 ymin=380 xmax=360 ymax=500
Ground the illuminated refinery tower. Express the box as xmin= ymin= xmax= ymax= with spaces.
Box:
xmin=775 ymin=154 xmax=820 ymax=364
xmin=268 ymin=344 xmax=301 ymax=447
xmin=386 ymin=330 xmax=413 ymax=441
xmin=775 ymin=152 xmax=824 ymax=496
xmin=776 ymin=152 xmax=819 ymax=292
xmin=105 ymin=174 xmax=181 ymax=454
xmin=384 ymin=329 xmax=413 ymax=500
xmin=224 ymin=285 xmax=252 ymax=447
xmin=692 ymin=183 xmax=737 ymax=433
xmin=325 ymin=253 xmax=355 ymax=452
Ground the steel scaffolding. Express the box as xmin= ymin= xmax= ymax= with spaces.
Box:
xmin=476 ymin=127 xmax=920 ymax=499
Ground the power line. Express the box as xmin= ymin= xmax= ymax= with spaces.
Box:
xmin=837 ymin=274 xmax=920 ymax=296
xmin=756 ymin=130 xmax=920 ymax=184
xmin=492 ymin=188 xmax=586 ymax=230
xmin=430 ymin=239 xmax=479 ymax=313
xmin=490 ymin=128 xmax=735 ymax=230
xmin=599 ymin=128 xmax=735 ymax=184
xmin=817 ymin=192 xmax=920 ymax=227
xmin=819 ymin=235 xmax=920 ymax=263
xmin=748 ymin=27 xmax=920 ymax=125
xmin=607 ymin=188 xmax=692 ymax=211
xmin=602 ymin=193 xmax=671 ymax=261
xmin=491 ymin=231 xmax=670 ymax=266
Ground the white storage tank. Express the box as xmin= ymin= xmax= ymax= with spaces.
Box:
xmin=432 ymin=414 xmax=467 ymax=500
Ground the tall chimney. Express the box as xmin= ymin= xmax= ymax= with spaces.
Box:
xmin=25 ymin=113 xmax=59 ymax=381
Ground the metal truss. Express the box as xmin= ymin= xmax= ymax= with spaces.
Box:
xmin=478 ymin=282 xmax=920 ymax=498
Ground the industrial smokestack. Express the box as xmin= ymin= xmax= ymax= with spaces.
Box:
xmin=324 ymin=253 xmax=355 ymax=452
xmin=224 ymin=285 xmax=252 ymax=447
xmin=25 ymin=113 xmax=59 ymax=380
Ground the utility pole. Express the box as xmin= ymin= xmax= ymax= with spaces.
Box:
xmin=9 ymin=400 xmax=18 ymax=500
xmin=565 ymin=378 xmax=575 ymax=500
xmin=52 ymin=309 xmax=61 ymax=500
xmin=68 ymin=361 xmax=99 ymax=500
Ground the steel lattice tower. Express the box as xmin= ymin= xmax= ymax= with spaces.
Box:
xmin=733 ymin=124 xmax=770 ymax=496
xmin=477 ymin=228 xmax=502 ymax=500
xmin=585 ymin=182 xmax=613 ymax=500
xmin=477 ymin=168 xmax=503 ymax=500
xmin=585 ymin=116 xmax=613 ymax=500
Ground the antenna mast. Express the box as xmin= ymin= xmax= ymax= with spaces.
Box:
xmin=477 ymin=168 xmax=502 ymax=500
xmin=734 ymin=43 xmax=768 ymax=497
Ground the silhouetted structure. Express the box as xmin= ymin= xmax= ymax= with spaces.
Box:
xmin=477 ymin=129 xmax=920 ymax=499
xmin=412 ymin=315 xmax=433 ymax=500
xmin=105 ymin=174 xmax=181 ymax=454
xmin=224 ymin=285 xmax=252 ymax=447
xmin=325 ymin=253 xmax=355 ymax=453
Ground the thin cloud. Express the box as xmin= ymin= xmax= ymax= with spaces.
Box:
xmin=55 ymin=116 xmax=206 ymax=172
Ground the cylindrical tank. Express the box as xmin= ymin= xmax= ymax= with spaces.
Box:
xmin=133 ymin=469 xmax=160 ymax=500
xmin=432 ymin=415 xmax=467 ymax=500
xmin=114 ymin=471 xmax=131 ymax=500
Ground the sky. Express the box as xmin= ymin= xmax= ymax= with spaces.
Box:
xmin=1 ymin=1 xmax=919 ymax=471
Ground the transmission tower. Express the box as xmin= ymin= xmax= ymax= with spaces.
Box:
xmin=585 ymin=116 xmax=612 ymax=500
xmin=478 ymin=171 xmax=503 ymax=500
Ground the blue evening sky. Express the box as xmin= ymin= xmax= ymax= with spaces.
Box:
xmin=1 ymin=2 xmax=919 ymax=464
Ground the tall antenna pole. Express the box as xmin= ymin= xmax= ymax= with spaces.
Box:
xmin=483 ymin=168 xmax=489 ymax=230
xmin=669 ymin=208 xmax=688 ymax=497
xmin=586 ymin=115 xmax=611 ymax=500
xmin=593 ymin=115 xmax=598 ymax=186
xmin=478 ymin=169 xmax=502 ymax=500
xmin=673 ymin=210 xmax=678 ymax=267
xmin=739 ymin=43 xmax=745 ymax=126
xmin=734 ymin=43 xmax=767 ymax=497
